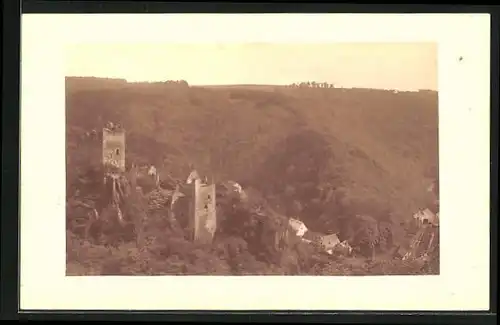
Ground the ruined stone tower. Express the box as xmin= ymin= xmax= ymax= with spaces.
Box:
xmin=102 ymin=126 xmax=126 ymax=174
xmin=186 ymin=170 xmax=217 ymax=244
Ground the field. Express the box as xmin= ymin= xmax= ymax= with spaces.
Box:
xmin=66 ymin=77 xmax=439 ymax=276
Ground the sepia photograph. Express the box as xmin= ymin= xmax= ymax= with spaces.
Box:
xmin=20 ymin=13 xmax=490 ymax=311
xmin=65 ymin=42 xmax=440 ymax=276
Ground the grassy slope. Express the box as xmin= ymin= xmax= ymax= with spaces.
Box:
xmin=66 ymin=77 xmax=439 ymax=275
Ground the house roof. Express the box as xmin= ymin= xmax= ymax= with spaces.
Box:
xmin=414 ymin=208 xmax=439 ymax=226
xmin=422 ymin=208 xmax=434 ymax=217
xmin=302 ymin=230 xmax=322 ymax=242
xmin=320 ymin=233 xmax=341 ymax=248
xmin=186 ymin=170 xmax=201 ymax=184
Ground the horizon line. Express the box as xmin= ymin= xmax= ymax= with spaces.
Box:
xmin=65 ymin=75 xmax=437 ymax=92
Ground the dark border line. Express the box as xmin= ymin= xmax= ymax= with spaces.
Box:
xmin=489 ymin=9 xmax=499 ymax=316
xmin=3 ymin=0 xmax=498 ymax=322
xmin=21 ymin=1 xmax=499 ymax=14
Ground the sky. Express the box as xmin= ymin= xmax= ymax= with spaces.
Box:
xmin=66 ymin=42 xmax=437 ymax=91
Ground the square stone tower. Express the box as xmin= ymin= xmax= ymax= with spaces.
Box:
xmin=102 ymin=126 xmax=126 ymax=173
xmin=186 ymin=172 xmax=217 ymax=244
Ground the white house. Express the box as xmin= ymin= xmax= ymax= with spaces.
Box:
xmin=319 ymin=233 xmax=341 ymax=252
xmin=413 ymin=208 xmax=439 ymax=226
xmin=317 ymin=233 xmax=353 ymax=256
xmin=227 ymin=180 xmax=248 ymax=201
xmin=288 ymin=218 xmax=308 ymax=237
xmin=148 ymin=165 xmax=157 ymax=177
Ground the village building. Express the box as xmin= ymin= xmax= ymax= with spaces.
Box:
xmin=319 ymin=233 xmax=341 ymax=254
xmin=413 ymin=208 xmax=439 ymax=227
xmin=288 ymin=218 xmax=308 ymax=237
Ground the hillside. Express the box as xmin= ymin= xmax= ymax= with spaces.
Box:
xmin=65 ymin=77 xmax=439 ymax=275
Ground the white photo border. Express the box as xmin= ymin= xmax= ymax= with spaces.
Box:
xmin=20 ymin=13 xmax=491 ymax=311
